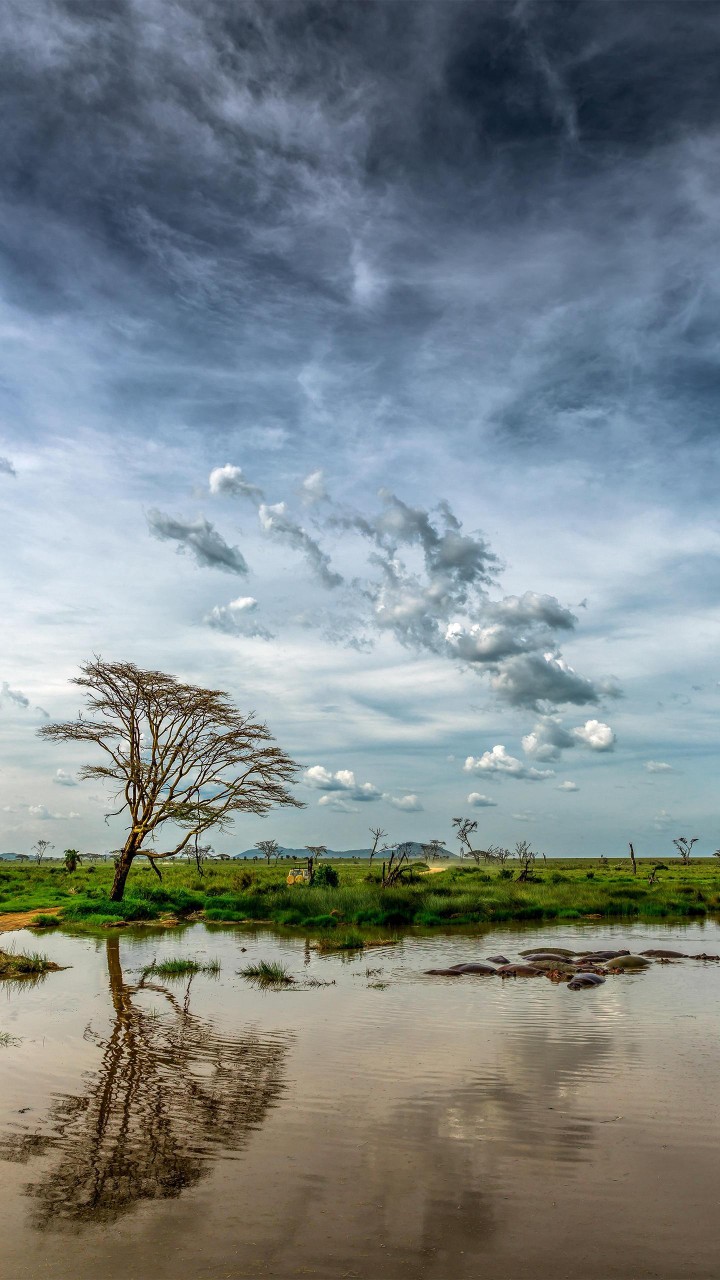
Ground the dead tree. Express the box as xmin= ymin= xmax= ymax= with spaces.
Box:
xmin=38 ymin=658 xmax=303 ymax=901
xmin=368 ymin=827 xmax=387 ymax=873
xmin=380 ymin=841 xmax=414 ymax=887
xmin=628 ymin=841 xmax=637 ymax=876
xmin=514 ymin=840 xmax=537 ymax=882
xmin=673 ymin=837 xmax=698 ymax=865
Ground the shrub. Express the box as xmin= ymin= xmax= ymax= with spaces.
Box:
xmin=313 ymin=864 xmax=339 ymax=888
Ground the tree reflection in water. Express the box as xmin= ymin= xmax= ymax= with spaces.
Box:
xmin=22 ymin=938 xmax=291 ymax=1227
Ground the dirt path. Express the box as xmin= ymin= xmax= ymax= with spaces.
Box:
xmin=0 ymin=907 xmax=62 ymax=933
xmin=421 ymin=866 xmax=449 ymax=875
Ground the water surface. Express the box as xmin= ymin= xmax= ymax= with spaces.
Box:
xmin=2 ymin=921 xmax=719 ymax=1279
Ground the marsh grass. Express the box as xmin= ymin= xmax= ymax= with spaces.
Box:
xmin=0 ymin=1031 xmax=20 ymax=1047
xmin=141 ymin=957 xmax=220 ymax=979
xmin=239 ymin=960 xmax=294 ymax=985
xmin=0 ymin=946 xmax=60 ymax=979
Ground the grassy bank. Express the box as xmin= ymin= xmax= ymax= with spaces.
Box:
xmin=0 ymin=946 xmax=61 ymax=979
xmin=1 ymin=857 xmax=719 ymax=936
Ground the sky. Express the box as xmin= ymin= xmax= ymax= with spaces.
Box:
xmin=1 ymin=0 xmax=720 ymax=858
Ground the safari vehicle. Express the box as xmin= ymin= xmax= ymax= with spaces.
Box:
xmin=287 ymin=864 xmax=311 ymax=885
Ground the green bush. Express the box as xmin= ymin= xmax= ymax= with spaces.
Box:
xmin=313 ymin=864 xmax=339 ymax=888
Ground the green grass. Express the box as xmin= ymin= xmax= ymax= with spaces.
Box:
xmin=141 ymin=957 xmax=220 ymax=979
xmin=1 ymin=856 xmax=719 ymax=941
xmin=239 ymin=960 xmax=295 ymax=985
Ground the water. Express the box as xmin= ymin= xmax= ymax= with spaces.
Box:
xmin=2 ymin=921 xmax=720 ymax=1279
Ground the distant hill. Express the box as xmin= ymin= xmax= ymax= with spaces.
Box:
xmin=233 ymin=842 xmax=457 ymax=861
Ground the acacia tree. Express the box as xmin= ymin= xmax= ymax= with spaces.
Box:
xmin=32 ymin=838 xmax=54 ymax=865
xmin=673 ymin=836 xmax=698 ymax=865
xmin=256 ymin=839 xmax=280 ymax=865
xmin=38 ymin=659 xmax=303 ymax=902
xmin=452 ymin=817 xmax=478 ymax=859
xmin=368 ymin=827 xmax=387 ymax=872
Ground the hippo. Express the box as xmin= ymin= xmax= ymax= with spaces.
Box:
xmin=526 ymin=958 xmax=578 ymax=972
xmin=692 ymin=953 xmax=720 ymax=961
xmin=568 ymin=973 xmax=606 ymax=990
xmin=424 ymin=968 xmax=466 ymax=976
xmin=497 ymin=963 xmax=542 ymax=978
xmin=605 ymin=954 xmax=651 ymax=971
xmin=519 ymin=947 xmax=575 ymax=957
xmin=446 ymin=962 xmax=497 ymax=975
xmin=523 ymin=951 xmax=578 ymax=962
xmin=487 ymin=955 xmax=510 ymax=964
xmin=575 ymin=949 xmax=630 ymax=960
xmin=640 ymin=949 xmax=687 ymax=959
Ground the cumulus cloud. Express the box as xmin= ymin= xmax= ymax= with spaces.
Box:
xmin=467 ymin=792 xmax=498 ymax=808
xmin=645 ymin=760 xmax=673 ymax=773
xmin=208 ymin=464 xmax=264 ymax=505
xmin=259 ymin=503 xmax=342 ymax=589
xmin=303 ymin=765 xmax=381 ymax=801
xmin=147 ymin=510 xmax=248 ymax=575
xmin=53 ymin=769 xmax=78 ymax=787
xmin=573 ymin=720 xmax=616 ymax=751
xmin=556 ymin=781 xmax=579 ymax=792
xmin=464 ymin=745 xmax=555 ymax=782
xmin=383 ymin=792 xmax=423 ymax=812
xmin=522 ymin=717 xmax=576 ymax=761
xmin=318 ymin=795 xmax=357 ymax=813
xmin=491 ymin=653 xmax=616 ymax=712
xmin=0 ymin=456 xmax=16 ymax=476
xmin=653 ymin=809 xmax=673 ymax=831
xmin=204 ymin=596 xmax=274 ymax=639
xmin=28 ymin=804 xmax=79 ymax=820
xmin=301 ymin=469 xmax=327 ymax=506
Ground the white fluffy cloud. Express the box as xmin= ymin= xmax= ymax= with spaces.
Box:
xmin=301 ymin=469 xmax=327 ymax=506
xmin=556 ymin=781 xmax=579 ymax=792
xmin=383 ymin=792 xmax=423 ymax=811
xmin=28 ymin=804 xmax=80 ymax=821
xmin=204 ymin=596 xmax=274 ymax=639
xmin=464 ymin=745 xmax=555 ymax=782
xmin=304 ymin=765 xmax=381 ymax=801
xmin=53 ymin=769 xmax=78 ymax=787
xmin=467 ymin=792 xmax=498 ymax=808
xmin=209 ymin=464 xmax=264 ymax=504
xmin=573 ymin=720 xmax=616 ymax=751
xmin=645 ymin=760 xmax=673 ymax=773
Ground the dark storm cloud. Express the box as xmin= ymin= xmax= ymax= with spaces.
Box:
xmin=147 ymin=509 xmax=248 ymax=574
xmin=3 ymin=1 xmax=720 ymax=469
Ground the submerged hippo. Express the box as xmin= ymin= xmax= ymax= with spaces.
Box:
xmin=568 ymin=973 xmax=606 ymax=990
xmin=487 ymin=955 xmax=510 ymax=965
xmin=519 ymin=947 xmax=575 ymax=958
xmin=575 ymin=949 xmax=630 ymax=960
xmin=523 ymin=951 xmax=577 ymax=963
xmin=641 ymin=949 xmax=687 ymax=959
xmin=606 ymin=954 xmax=651 ymax=971
xmin=424 ymin=962 xmax=497 ymax=976
xmin=497 ymin=963 xmax=542 ymax=978
xmin=447 ymin=962 xmax=497 ymax=975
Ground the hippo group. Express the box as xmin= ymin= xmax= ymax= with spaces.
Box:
xmin=423 ymin=942 xmax=719 ymax=990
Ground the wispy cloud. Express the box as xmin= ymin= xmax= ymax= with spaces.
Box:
xmin=147 ymin=510 xmax=248 ymax=575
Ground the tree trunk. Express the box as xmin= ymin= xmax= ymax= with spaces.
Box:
xmin=110 ymin=836 xmax=139 ymax=901
xmin=629 ymin=842 xmax=637 ymax=876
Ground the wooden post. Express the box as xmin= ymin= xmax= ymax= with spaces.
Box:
xmin=629 ymin=842 xmax=637 ymax=876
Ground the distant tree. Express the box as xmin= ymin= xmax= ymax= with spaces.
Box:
xmin=38 ymin=658 xmax=303 ymax=901
xmin=32 ymin=839 xmax=53 ymax=865
xmin=255 ymin=839 xmax=280 ymax=865
xmin=305 ymin=845 xmax=327 ymax=881
xmin=63 ymin=848 xmax=81 ymax=872
xmin=673 ymin=836 xmax=698 ymax=865
xmin=421 ymin=838 xmax=445 ymax=863
xmin=492 ymin=845 xmax=514 ymax=867
xmin=452 ymin=817 xmax=478 ymax=860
